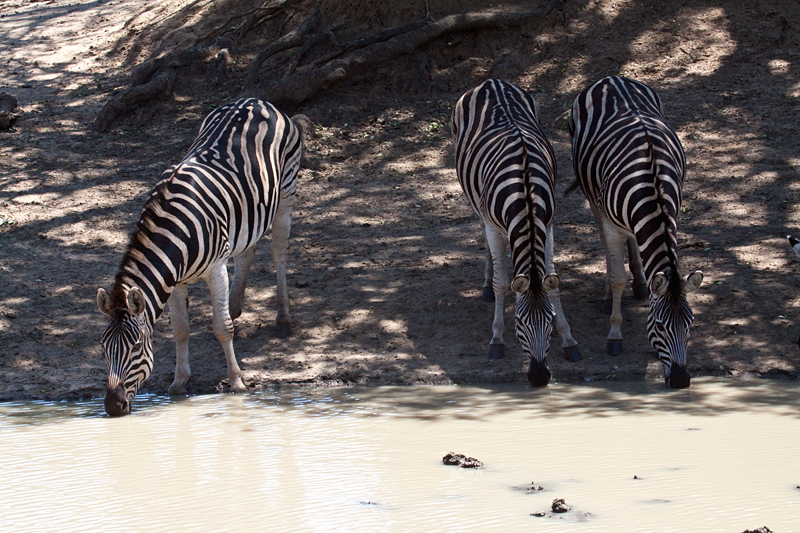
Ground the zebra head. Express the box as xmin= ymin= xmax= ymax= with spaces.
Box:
xmin=647 ymin=269 xmax=703 ymax=389
xmin=96 ymin=286 xmax=154 ymax=416
xmin=512 ymin=273 xmax=559 ymax=387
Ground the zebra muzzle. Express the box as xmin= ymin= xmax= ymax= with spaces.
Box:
xmin=526 ymin=358 xmax=551 ymax=387
xmin=666 ymin=364 xmax=691 ymax=389
xmin=105 ymin=384 xmax=131 ymax=417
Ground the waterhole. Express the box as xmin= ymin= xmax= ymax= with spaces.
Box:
xmin=1 ymin=378 xmax=799 ymax=532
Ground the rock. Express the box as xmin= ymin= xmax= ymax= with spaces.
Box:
xmin=742 ymin=528 xmax=772 ymax=533
xmin=551 ymin=498 xmax=570 ymax=513
xmin=442 ymin=451 xmax=482 ymax=468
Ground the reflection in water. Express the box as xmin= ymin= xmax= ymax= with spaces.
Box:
xmin=1 ymin=378 xmax=799 ymax=532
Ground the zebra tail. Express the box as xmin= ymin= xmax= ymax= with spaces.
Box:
xmin=650 ymin=137 xmax=682 ymax=295
xmin=522 ymin=142 xmax=544 ymax=293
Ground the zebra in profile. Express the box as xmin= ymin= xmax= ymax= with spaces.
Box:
xmin=568 ymin=76 xmax=702 ymax=388
xmin=96 ymin=98 xmax=301 ymax=416
xmin=452 ymin=79 xmax=581 ymax=386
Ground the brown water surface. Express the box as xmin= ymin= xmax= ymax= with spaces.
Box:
xmin=1 ymin=378 xmax=799 ymax=532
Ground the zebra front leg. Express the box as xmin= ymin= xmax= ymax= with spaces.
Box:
xmin=627 ymin=237 xmax=649 ymax=300
xmin=168 ymin=284 xmax=191 ymax=395
xmin=206 ymin=262 xmax=247 ymax=394
xmin=271 ymin=198 xmax=293 ymax=339
xmin=480 ymin=219 xmax=495 ymax=302
xmin=603 ymin=226 xmax=628 ymax=356
xmin=545 ymin=225 xmax=581 ymax=362
xmin=229 ymin=246 xmax=256 ymax=320
xmin=485 ymin=224 xmax=508 ymax=359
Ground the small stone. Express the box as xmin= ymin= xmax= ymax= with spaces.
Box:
xmin=531 ymin=511 xmax=546 ymax=517
xmin=551 ymin=498 xmax=570 ymax=513
xmin=741 ymin=528 xmax=772 ymax=533
xmin=442 ymin=452 xmax=482 ymax=469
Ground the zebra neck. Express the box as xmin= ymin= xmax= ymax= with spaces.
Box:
xmin=114 ymin=260 xmax=174 ymax=324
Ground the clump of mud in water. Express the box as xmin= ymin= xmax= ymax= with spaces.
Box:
xmin=530 ymin=498 xmax=591 ymax=522
xmin=551 ymin=498 xmax=570 ymax=513
xmin=442 ymin=452 xmax=482 ymax=468
xmin=742 ymin=528 xmax=773 ymax=533
xmin=513 ymin=482 xmax=544 ymax=494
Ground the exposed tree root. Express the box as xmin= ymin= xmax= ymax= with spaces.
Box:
xmin=248 ymin=5 xmax=560 ymax=105
xmin=94 ymin=39 xmax=230 ymax=131
xmin=94 ymin=1 xmax=563 ymax=129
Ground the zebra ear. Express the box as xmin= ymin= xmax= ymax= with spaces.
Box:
xmin=542 ymin=273 xmax=560 ymax=292
xmin=651 ymin=272 xmax=669 ymax=297
xmin=97 ymin=288 xmax=114 ymax=317
xmin=126 ymin=287 xmax=147 ymax=317
xmin=682 ymin=271 xmax=703 ymax=294
xmin=511 ymin=275 xmax=530 ymax=294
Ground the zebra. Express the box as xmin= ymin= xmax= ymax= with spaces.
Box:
xmin=452 ymin=79 xmax=581 ymax=386
xmin=96 ymin=98 xmax=302 ymax=416
xmin=568 ymin=76 xmax=702 ymax=388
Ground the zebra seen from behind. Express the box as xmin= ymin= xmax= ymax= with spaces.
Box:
xmin=96 ymin=98 xmax=302 ymax=416
xmin=452 ymin=79 xmax=581 ymax=386
xmin=569 ymin=76 xmax=702 ymax=388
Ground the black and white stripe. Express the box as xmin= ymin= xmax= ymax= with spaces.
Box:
xmin=452 ymin=79 xmax=580 ymax=386
xmin=97 ymin=98 xmax=302 ymax=415
xmin=569 ymin=76 xmax=702 ymax=388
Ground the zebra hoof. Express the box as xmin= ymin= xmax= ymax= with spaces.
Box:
xmin=488 ymin=344 xmax=505 ymax=360
xmin=633 ymin=283 xmax=650 ymax=300
xmin=563 ymin=345 xmax=582 ymax=363
xmin=603 ymin=299 xmax=613 ymax=315
xmin=606 ymin=339 xmax=623 ymax=356
xmin=275 ymin=322 xmax=292 ymax=339
xmin=481 ymin=287 xmax=495 ymax=302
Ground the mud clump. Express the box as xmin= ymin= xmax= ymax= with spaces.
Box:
xmin=551 ymin=498 xmax=570 ymax=513
xmin=513 ymin=482 xmax=544 ymax=494
xmin=742 ymin=528 xmax=773 ymax=533
xmin=531 ymin=499 xmax=591 ymax=522
xmin=442 ymin=452 xmax=482 ymax=468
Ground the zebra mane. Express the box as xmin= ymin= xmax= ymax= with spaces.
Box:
xmin=111 ymin=170 xmax=177 ymax=318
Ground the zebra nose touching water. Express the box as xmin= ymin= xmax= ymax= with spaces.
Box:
xmin=451 ymin=79 xmax=581 ymax=386
xmin=568 ymin=76 xmax=703 ymax=389
xmin=96 ymin=98 xmax=302 ymax=416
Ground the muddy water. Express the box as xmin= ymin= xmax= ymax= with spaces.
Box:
xmin=1 ymin=378 xmax=799 ymax=533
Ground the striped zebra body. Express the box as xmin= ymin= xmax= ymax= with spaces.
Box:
xmin=569 ymin=76 xmax=702 ymax=388
xmin=452 ymin=79 xmax=580 ymax=386
xmin=97 ymin=98 xmax=302 ymax=415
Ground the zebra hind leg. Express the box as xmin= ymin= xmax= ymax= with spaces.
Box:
xmin=229 ymin=246 xmax=256 ymax=320
xmin=271 ymin=198 xmax=293 ymax=339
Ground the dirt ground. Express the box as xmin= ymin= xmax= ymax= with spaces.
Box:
xmin=1 ymin=0 xmax=800 ymax=401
